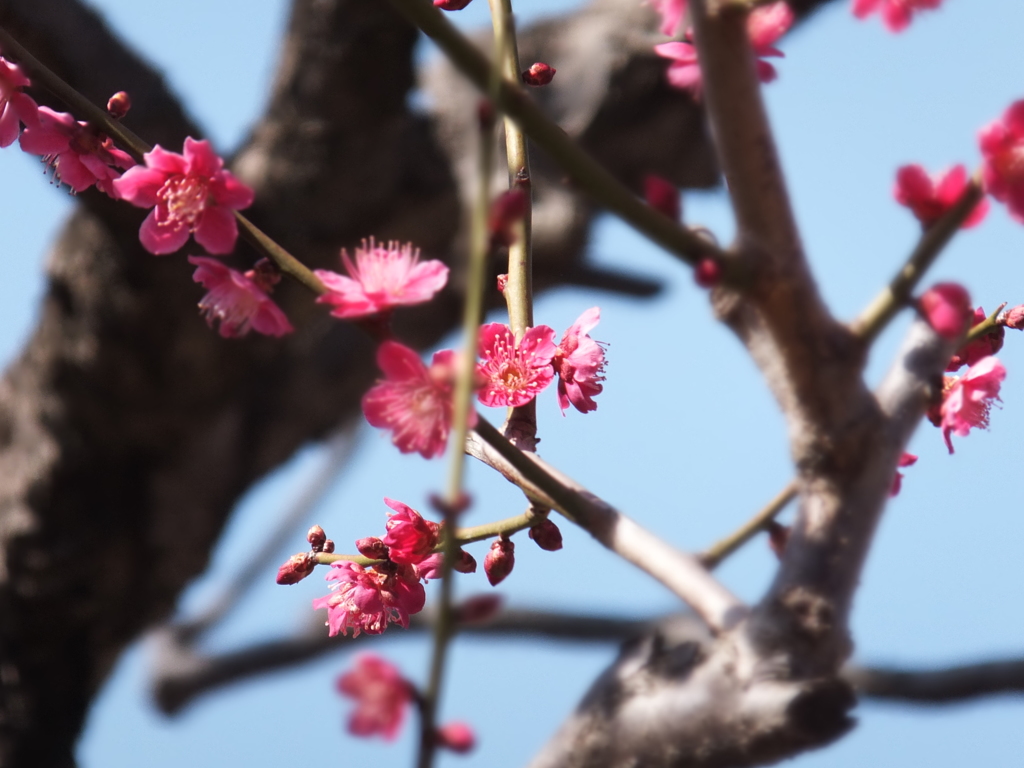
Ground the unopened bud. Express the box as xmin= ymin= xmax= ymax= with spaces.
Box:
xmin=477 ymin=99 xmax=495 ymax=130
xmin=766 ymin=521 xmax=790 ymax=561
xmin=436 ymin=722 xmax=476 ymax=754
xmin=484 ymin=538 xmax=515 ymax=586
xmin=1002 ymin=304 xmax=1024 ymax=330
xmin=355 ymin=536 xmax=388 ymax=560
xmin=643 ymin=174 xmax=680 ymax=221
xmin=307 ymin=524 xmax=327 ymax=552
xmin=276 ymin=552 xmax=315 ymax=585
xmin=429 ymin=492 xmax=472 ymax=516
xmin=106 ymin=91 xmax=131 ymax=119
xmin=322 ymin=539 xmax=335 ymax=553
xmin=496 ymin=273 xmax=509 ymax=294
xmin=434 ymin=0 xmax=473 ymax=9
xmin=453 ymin=549 xmax=477 ymax=574
xmin=488 ymin=189 xmax=528 ymax=248
xmin=247 ymin=258 xmax=283 ymax=293
xmin=528 ymin=518 xmax=563 ymax=551
xmin=522 ymin=62 xmax=556 ymax=87
xmin=455 ymin=593 xmax=504 ymax=625
xmin=694 ymin=258 xmax=722 ymax=288
xmin=919 ymin=283 xmax=972 ymax=341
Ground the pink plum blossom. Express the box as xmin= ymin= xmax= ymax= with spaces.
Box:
xmin=893 ymin=164 xmax=988 ymax=229
xmin=553 ymin=308 xmax=607 ymax=414
xmin=940 ymin=356 xmax=1006 ymax=454
xmin=979 ymin=100 xmax=1024 ymax=223
xmin=362 ymin=341 xmax=469 ymax=459
xmin=477 ymin=323 xmax=557 ymax=408
xmin=19 ymin=106 xmax=135 ymax=195
xmin=382 ymin=498 xmax=440 ymax=565
xmin=113 ymin=137 xmax=253 ymax=255
xmin=313 ymin=561 xmax=425 ymax=637
xmin=336 ymin=655 xmax=411 ymax=740
xmin=919 ymin=283 xmax=972 ymax=341
xmin=654 ymin=2 xmax=792 ymax=96
xmin=851 ymin=0 xmax=942 ymax=33
xmin=188 ymin=256 xmax=293 ymax=338
xmin=947 ymin=307 xmax=1004 ymax=372
xmin=0 ymin=56 xmax=38 ymax=148
xmin=652 ymin=0 xmax=687 ymax=36
xmin=314 ymin=238 xmax=448 ymax=319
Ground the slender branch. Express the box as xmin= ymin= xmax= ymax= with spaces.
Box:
xmin=385 ymin=0 xmax=728 ymax=270
xmin=698 ymin=478 xmax=797 ymax=569
xmin=469 ymin=417 xmax=747 ymax=632
xmin=0 ymin=25 xmax=327 ymax=296
xmin=845 ymin=657 xmax=1024 ymax=704
xmin=852 ymin=174 xmax=987 ymax=342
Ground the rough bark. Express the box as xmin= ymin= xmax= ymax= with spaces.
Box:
xmin=0 ymin=0 xmax=736 ymax=765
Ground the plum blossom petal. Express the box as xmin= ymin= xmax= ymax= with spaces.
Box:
xmin=940 ymin=356 xmax=1006 ymax=454
xmin=113 ymin=137 xmax=253 ymax=255
xmin=0 ymin=56 xmax=37 ymax=148
xmin=919 ymin=283 xmax=972 ymax=341
xmin=894 ymin=164 xmax=988 ymax=228
xmin=553 ymin=307 xmax=607 ymax=414
xmin=652 ymin=0 xmax=687 ymax=36
xmin=476 ymin=323 xmax=557 ymax=408
xmin=336 ymin=655 xmax=411 ymax=741
xmin=979 ymin=100 xmax=1024 ymax=224
xmin=188 ymin=256 xmax=293 ymax=338
xmin=362 ymin=341 xmax=469 ymax=459
xmin=313 ymin=561 xmax=425 ymax=637
xmin=314 ymin=238 xmax=449 ymax=319
xmin=889 ymin=452 xmax=918 ymax=497
xmin=852 ymin=0 xmax=942 ymax=32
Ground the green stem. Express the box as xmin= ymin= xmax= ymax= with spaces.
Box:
xmin=0 ymin=25 xmax=326 ymax=296
xmin=385 ymin=0 xmax=727 ymax=271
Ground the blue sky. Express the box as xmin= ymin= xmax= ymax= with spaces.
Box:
xmin=2 ymin=1 xmax=1023 ymax=766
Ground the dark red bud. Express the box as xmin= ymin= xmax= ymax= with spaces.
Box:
xmin=766 ymin=521 xmax=790 ymax=561
xmin=453 ymin=549 xmax=477 ymax=574
xmin=528 ymin=518 xmax=563 ymax=551
xmin=276 ymin=552 xmax=316 ymax=585
xmin=455 ymin=593 xmax=504 ymax=625
xmin=429 ymin=492 xmax=472 ymax=517
xmin=247 ymin=258 xmax=283 ymax=293
xmin=435 ymin=722 xmax=476 ymax=754
xmin=322 ymin=539 xmax=335 ymax=553
xmin=355 ymin=536 xmax=388 ymax=560
xmin=434 ymin=0 xmax=473 ymax=9
xmin=484 ymin=538 xmax=515 ymax=586
xmin=496 ymin=273 xmax=509 ymax=294
xmin=477 ymin=99 xmax=495 ymax=130
xmin=522 ymin=62 xmax=556 ymax=87
xmin=106 ymin=91 xmax=131 ymax=119
xmin=306 ymin=524 xmax=327 ymax=552
xmin=694 ymin=258 xmax=722 ymax=288
xmin=1002 ymin=304 xmax=1024 ymax=330
xmin=488 ymin=189 xmax=528 ymax=247
xmin=644 ymin=174 xmax=680 ymax=221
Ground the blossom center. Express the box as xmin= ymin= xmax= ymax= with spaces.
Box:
xmin=158 ymin=175 xmax=209 ymax=228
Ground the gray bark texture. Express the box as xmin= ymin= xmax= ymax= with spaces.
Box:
xmin=0 ymin=0 xmax=901 ymax=766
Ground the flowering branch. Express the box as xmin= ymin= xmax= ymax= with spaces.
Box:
xmin=386 ymin=0 xmax=728 ymax=270
xmin=468 ymin=416 xmax=747 ymax=633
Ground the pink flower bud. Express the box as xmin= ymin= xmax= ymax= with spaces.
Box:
xmin=766 ymin=521 xmax=789 ymax=561
xmin=496 ymin=273 xmax=509 ymax=294
xmin=522 ymin=62 xmax=556 ymax=87
xmin=276 ymin=552 xmax=315 ymax=585
xmin=307 ymin=524 xmax=327 ymax=552
xmin=694 ymin=258 xmax=722 ymax=287
xmin=323 ymin=539 xmax=335 ymax=553
xmin=455 ymin=593 xmax=504 ymax=625
xmin=919 ymin=283 xmax=972 ymax=340
xmin=489 ymin=189 xmax=529 ymax=247
xmin=106 ymin=91 xmax=131 ymax=119
xmin=434 ymin=0 xmax=473 ymax=9
xmin=453 ymin=549 xmax=477 ymax=574
xmin=436 ymin=722 xmax=476 ymax=754
xmin=528 ymin=518 xmax=563 ymax=551
xmin=248 ymin=258 xmax=283 ymax=292
xmin=484 ymin=539 xmax=515 ymax=586
xmin=644 ymin=174 xmax=680 ymax=221
xmin=356 ymin=536 xmax=388 ymax=560
xmin=1002 ymin=304 xmax=1024 ymax=330
xmin=890 ymin=452 xmax=918 ymax=497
